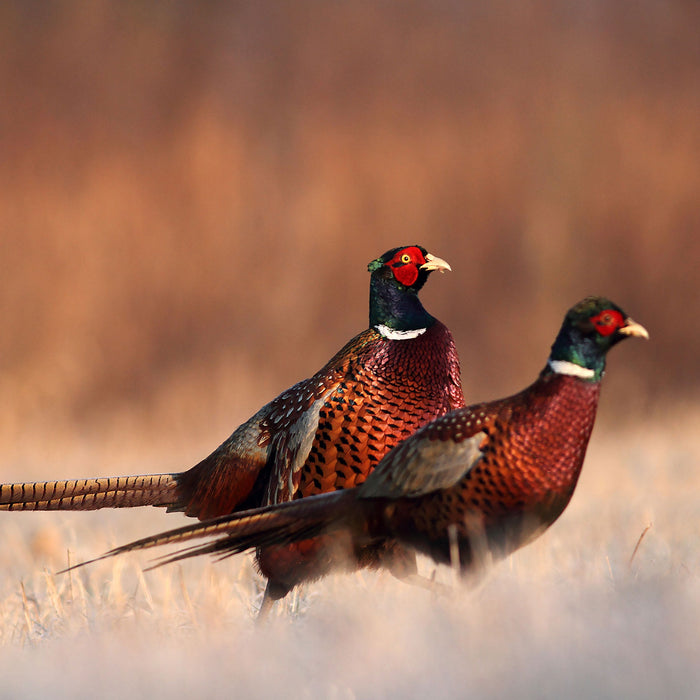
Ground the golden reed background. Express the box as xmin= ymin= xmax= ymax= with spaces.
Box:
xmin=1 ymin=1 xmax=698 ymax=454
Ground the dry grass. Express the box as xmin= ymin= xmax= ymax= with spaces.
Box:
xmin=0 ymin=415 xmax=698 ymax=698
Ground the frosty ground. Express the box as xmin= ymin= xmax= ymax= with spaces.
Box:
xmin=0 ymin=416 xmax=698 ymax=700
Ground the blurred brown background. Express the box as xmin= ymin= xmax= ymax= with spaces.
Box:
xmin=1 ymin=1 xmax=698 ymax=467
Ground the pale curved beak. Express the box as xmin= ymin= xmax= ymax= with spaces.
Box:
xmin=619 ymin=319 xmax=649 ymax=340
xmin=420 ymin=253 xmax=452 ymax=273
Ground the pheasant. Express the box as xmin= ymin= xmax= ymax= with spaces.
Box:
xmin=1 ymin=245 xmax=464 ymax=610
xmin=85 ymin=297 xmax=647 ymax=603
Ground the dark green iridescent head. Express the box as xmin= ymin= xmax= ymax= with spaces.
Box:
xmin=548 ymin=296 xmax=649 ymax=381
xmin=367 ymin=245 xmax=452 ymax=332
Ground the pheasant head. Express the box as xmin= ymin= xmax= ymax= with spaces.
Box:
xmin=368 ymin=245 xmax=451 ymax=337
xmin=547 ymin=296 xmax=649 ymax=382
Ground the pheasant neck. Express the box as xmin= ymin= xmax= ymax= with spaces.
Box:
xmin=369 ymin=276 xmax=435 ymax=335
xmin=548 ymin=325 xmax=607 ymax=382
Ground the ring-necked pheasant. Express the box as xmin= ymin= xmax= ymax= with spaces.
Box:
xmin=83 ymin=297 xmax=647 ymax=604
xmin=2 ymin=245 xmax=464 ymax=611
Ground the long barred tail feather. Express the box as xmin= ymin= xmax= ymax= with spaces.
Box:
xmin=60 ymin=489 xmax=356 ymax=574
xmin=0 ymin=474 xmax=182 ymax=511
xmin=142 ymin=518 xmax=334 ymax=571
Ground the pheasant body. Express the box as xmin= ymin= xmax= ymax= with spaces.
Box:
xmin=381 ymin=372 xmax=601 ymax=569
xmin=282 ymin=321 xmax=462 ymax=502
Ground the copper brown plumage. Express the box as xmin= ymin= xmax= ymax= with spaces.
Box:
xmin=378 ymin=372 xmax=603 ymax=568
xmin=260 ymin=320 xmax=462 ymax=505
xmin=84 ymin=297 xmax=647 ymax=604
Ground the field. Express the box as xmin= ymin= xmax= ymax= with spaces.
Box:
xmin=0 ymin=412 xmax=698 ymax=698
xmin=1 ymin=2 xmax=699 ymax=697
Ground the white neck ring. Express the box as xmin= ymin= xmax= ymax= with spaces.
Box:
xmin=375 ymin=324 xmax=427 ymax=340
xmin=548 ymin=359 xmax=595 ymax=379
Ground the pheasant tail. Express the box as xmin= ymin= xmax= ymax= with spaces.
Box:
xmin=67 ymin=490 xmax=356 ymax=572
xmin=0 ymin=473 xmax=182 ymax=511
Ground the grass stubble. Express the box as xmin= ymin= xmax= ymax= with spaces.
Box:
xmin=0 ymin=415 xmax=698 ymax=700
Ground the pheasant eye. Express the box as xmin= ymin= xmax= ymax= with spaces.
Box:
xmin=401 ymin=253 xmax=412 ymax=264
xmin=590 ymin=309 xmax=624 ymax=336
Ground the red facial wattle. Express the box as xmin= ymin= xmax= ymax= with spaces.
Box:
xmin=590 ymin=309 xmax=625 ymax=336
xmin=387 ymin=246 xmax=427 ymax=287
xmin=393 ymin=264 xmax=419 ymax=286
